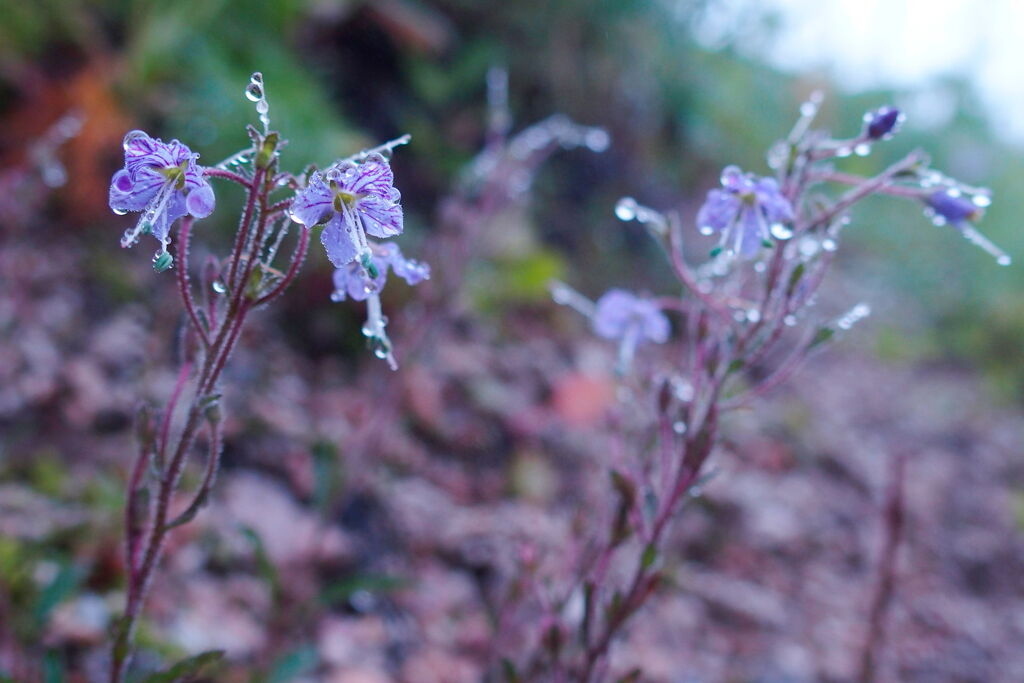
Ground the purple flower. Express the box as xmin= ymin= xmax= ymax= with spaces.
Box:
xmin=924 ymin=189 xmax=983 ymax=226
xmin=109 ymin=130 xmax=215 ymax=256
xmin=862 ymin=106 xmax=903 ymax=141
xmin=289 ymin=153 xmax=403 ymax=268
xmin=696 ymin=166 xmax=795 ymax=258
xmin=593 ymin=289 xmax=669 ymax=344
xmin=331 ymin=242 xmax=430 ymax=302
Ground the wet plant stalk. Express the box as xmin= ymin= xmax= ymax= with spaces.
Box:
xmin=111 ymin=165 xmax=294 ymax=682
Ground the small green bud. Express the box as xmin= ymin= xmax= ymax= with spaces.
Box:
xmin=152 ymin=251 xmax=173 ymax=272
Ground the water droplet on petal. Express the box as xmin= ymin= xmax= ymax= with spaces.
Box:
xmin=698 ymin=225 xmax=714 ymax=236
xmin=112 ymin=207 xmax=127 ymax=216
xmin=770 ymin=223 xmax=793 ymax=240
xmin=123 ymin=130 xmax=148 ymax=151
xmin=330 ymin=290 xmax=345 ymax=302
xmin=211 ymin=280 xmax=227 ymax=294
xmin=615 ymin=197 xmax=637 ymax=221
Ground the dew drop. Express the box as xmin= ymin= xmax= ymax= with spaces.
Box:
xmin=854 ymin=143 xmax=871 ymax=157
xmin=584 ymin=129 xmax=610 ymax=152
xmin=799 ymin=101 xmax=817 ymax=117
xmin=245 ymin=73 xmax=264 ymax=102
xmin=821 ymin=238 xmax=837 ymax=252
xmin=330 ymin=290 xmax=345 ymax=302
xmin=698 ymin=225 xmax=714 ymax=236
xmin=784 ymin=315 xmax=797 ymax=327
xmin=972 ymin=194 xmax=992 ymax=208
xmin=746 ymin=308 xmax=761 ymax=323
xmin=112 ymin=207 xmax=127 ymax=216
xmin=997 ymin=254 xmax=1012 ymax=266
xmin=753 ymin=261 xmax=767 ymax=272
xmin=672 ymin=421 xmax=687 ymax=435
xmin=211 ymin=280 xmax=227 ymax=294
xmin=836 ymin=146 xmax=852 ymax=158
xmin=256 ymin=100 xmax=269 ymax=115
xmin=615 ymin=197 xmax=637 ymax=221
xmin=361 ymin=323 xmax=374 ymax=337
xmin=122 ymin=130 xmax=148 ymax=151
xmin=770 ymin=223 xmax=793 ymax=240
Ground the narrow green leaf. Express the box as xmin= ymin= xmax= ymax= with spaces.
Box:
xmin=140 ymin=650 xmax=225 ymax=683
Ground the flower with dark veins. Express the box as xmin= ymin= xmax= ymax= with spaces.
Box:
xmin=331 ymin=242 xmax=430 ymax=302
xmin=109 ymin=130 xmax=215 ymax=267
xmin=696 ymin=165 xmax=795 ymax=258
xmin=593 ymin=289 xmax=669 ymax=373
xmin=289 ymin=153 xmax=403 ymax=268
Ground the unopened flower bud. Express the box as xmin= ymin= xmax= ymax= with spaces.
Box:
xmin=152 ymin=251 xmax=174 ymax=272
xmin=863 ymin=106 xmax=903 ymax=141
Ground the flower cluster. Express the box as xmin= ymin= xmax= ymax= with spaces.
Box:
xmin=108 ymin=124 xmax=430 ymax=365
xmin=291 ymin=151 xmax=429 ymax=368
xmin=109 ymin=131 xmax=215 ymax=270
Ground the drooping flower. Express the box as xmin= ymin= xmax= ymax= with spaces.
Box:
xmin=289 ymin=153 xmax=403 ymax=268
xmin=862 ymin=106 xmax=904 ymax=141
xmin=923 ymin=188 xmax=1010 ymax=265
xmin=593 ymin=289 xmax=670 ymax=344
xmin=592 ymin=289 xmax=669 ymax=372
xmin=924 ymin=189 xmax=983 ymax=226
xmin=331 ymin=242 xmax=430 ymax=302
xmin=696 ymin=166 xmax=795 ymax=258
xmin=109 ymin=130 xmax=215 ymax=265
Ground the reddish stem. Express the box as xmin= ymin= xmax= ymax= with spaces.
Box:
xmin=175 ymin=219 xmax=210 ymax=346
xmin=857 ymin=453 xmax=906 ymax=682
xmin=255 ymin=227 xmax=310 ymax=306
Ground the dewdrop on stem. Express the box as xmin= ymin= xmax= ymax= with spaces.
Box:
xmin=245 ymin=72 xmax=271 ymax=132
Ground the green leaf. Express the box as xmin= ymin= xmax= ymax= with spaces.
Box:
xmin=42 ymin=651 xmax=64 ymax=683
xmin=240 ymin=526 xmax=279 ymax=595
xmin=726 ymin=358 xmax=745 ymax=374
xmin=140 ymin=650 xmax=225 ymax=683
xmin=264 ymin=646 xmax=318 ymax=683
xmin=786 ymin=262 xmax=805 ymax=297
xmin=33 ymin=561 xmax=84 ymax=627
xmin=500 ymin=658 xmax=520 ymax=683
xmin=311 ymin=440 xmax=343 ymax=514
xmin=641 ymin=543 xmax=658 ymax=570
xmin=319 ymin=573 xmax=408 ymax=607
xmin=808 ymin=326 xmax=835 ymax=350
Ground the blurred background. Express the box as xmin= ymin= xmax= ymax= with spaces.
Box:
xmin=1 ymin=1 xmax=1022 ymax=681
